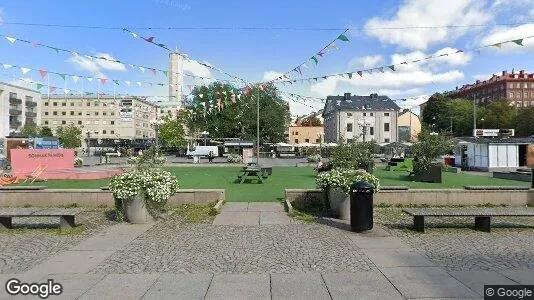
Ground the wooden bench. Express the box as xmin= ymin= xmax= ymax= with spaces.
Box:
xmin=261 ymin=166 xmax=272 ymax=176
xmin=403 ymin=207 xmax=534 ymax=233
xmin=0 ymin=208 xmax=83 ymax=229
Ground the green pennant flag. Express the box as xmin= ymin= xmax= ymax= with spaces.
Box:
xmin=162 ymin=70 xmax=168 ymax=77
xmin=52 ymin=47 xmax=60 ymax=54
xmin=513 ymin=39 xmax=524 ymax=46
xmin=388 ymin=65 xmax=395 ymax=71
xmin=156 ymin=43 xmax=167 ymax=48
xmin=58 ymin=73 xmax=66 ymax=80
xmin=113 ymin=80 xmax=119 ymax=85
xmin=310 ymin=56 xmax=318 ymax=65
xmin=347 ymin=72 xmax=353 ymax=79
xmin=337 ymin=34 xmax=349 ymax=42
xmin=36 ymin=83 xmax=43 ymax=90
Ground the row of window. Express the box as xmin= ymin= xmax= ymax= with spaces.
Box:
xmin=346 ymin=123 xmax=389 ymax=133
xmin=44 ymin=111 xmax=116 ymax=116
xmin=509 ymin=91 xmax=534 ymax=99
xmin=294 ymin=139 xmax=321 ymax=143
xmin=43 ymin=120 xmax=116 ymax=126
xmin=515 ymin=101 xmax=534 ymax=107
xmin=346 ymin=112 xmax=390 ymax=117
xmin=508 ymin=82 xmax=534 ymax=89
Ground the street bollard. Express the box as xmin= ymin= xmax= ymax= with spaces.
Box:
xmin=350 ymin=181 xmax=374 ymax=232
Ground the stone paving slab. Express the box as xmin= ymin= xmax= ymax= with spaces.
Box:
xmin=0 ymin=274 xmax=49 ymax=300
xmin=349 ymin=236 xmax=410 ymax=249
xmin=271 ymin=272 xmax=331 ymax=300
xmin=259 ymin=212 xmax=291 ymax=225
xmin=380 ymin=266 xmax=480 ymax=299
xmin=42 ymin=274 xmax=106 ymax=300
xmin=204 ymin=274 xmax=270 ymax=300
xmin=448 ymin=270 xmax=518 ymax=297
xmin=221 ymin=202 xmax=248 ymax=212
xmin=498 ymin=269 xmax=534 ymax=285
xmin=24 ymin=250 xmax=116 ymax=276
xmin=142 ymin=273 xmax=213 ymax=300
xmin=71 ymin=223 xmax=153 ymax=251
xmin=78 ymin=274 xmax=159 ymax=300
xmin=212 ymin=211 xmax=260 ymax=225
xmin=247 ymin=203 xmax=284 ymax=212
xmin=322 ymin=271 xmax=403 ymax=299
xmin=363 ymin=249 xmax=436 ymax=268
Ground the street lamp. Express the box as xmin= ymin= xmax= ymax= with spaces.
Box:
xmin=357 ymin=119 xmax=372 ymax=142
xmin=85 ymin=130 xmax=91 ymax=157
xmin=150 ymin=118 xmax=164 ymax=149
xmin=200 ymin=131 xmax=209 ymax=146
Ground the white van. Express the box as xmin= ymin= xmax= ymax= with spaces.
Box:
xmin=187 ymin=146 xmax=219 ymax=157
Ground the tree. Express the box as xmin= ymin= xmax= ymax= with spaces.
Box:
xmin=515 ymin=107 xmax=534 ymax=136
xmin=158 ymin=115 xmax=186 ymax=148
xmin=412 ymin=128 xmax=454 ymax=173
xmin=299 ymin=116 xmax=322 ymax=126
xmin=479 ymin=100 xmax=516 ymax=129
xmin=39 ymin=126 xmax=54 ymax=137
xmin=449 ymin=99 xmax=474 ymax=137
xmin=56 ymin=124 xmax=82 ymax=148
xmin=183 ymin=82 xmax=290 ymax=144
xmin=19 ymin=122 xmax=39 ymax=136
xmin=421 ymin=93 xmax=450 ymax=132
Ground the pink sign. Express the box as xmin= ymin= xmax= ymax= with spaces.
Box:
xmin=10 ymin=149 xmax=75 ymax=175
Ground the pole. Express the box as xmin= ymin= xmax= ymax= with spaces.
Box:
xmin=256 ymin=86 xmax=260 ymax=165
xmin=473 ymin=94 xmax=477 ymax=137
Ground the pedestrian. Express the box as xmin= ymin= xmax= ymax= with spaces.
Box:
xmin=208 ymin=151 xmax=214 ymax=163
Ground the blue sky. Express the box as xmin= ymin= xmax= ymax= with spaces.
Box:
xmin=1 ymin=0 xmax=533 ymax=115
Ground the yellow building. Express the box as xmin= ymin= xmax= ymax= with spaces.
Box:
xmin=288 ymin=126 xmax=324 ymax=144
xmin=397 ymin=110 xmax=421 ymax=142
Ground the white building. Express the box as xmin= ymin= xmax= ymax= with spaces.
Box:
xmin=0 ymin=82 xmax=42 ymax=138
xmin=323 ymin=93 xmax=400 ymax=143
xmin=168 ymin=52 xmax=184 ymax=110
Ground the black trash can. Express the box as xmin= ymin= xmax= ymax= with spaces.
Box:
xmin=350 ymin=181 xmax=374 ymax=232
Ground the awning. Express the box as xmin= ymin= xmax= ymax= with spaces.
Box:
xmin=275 ymin=142 xmax=293 ymax=147
xmin=224 ymin=141 xmax=254 ymax=147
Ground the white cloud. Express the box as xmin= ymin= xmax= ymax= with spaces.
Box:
xmin=263 ymin=70 xmax=284 ymax=81
xmin=364 ymin=0 xmax=492 ymax=50
xmin=480 ymin=24 xmax=534 ymax=52
xmin=183 ymin=60 xmax=211 ymax=77
xmin=349 ymin=55 xmax=384 ymax=69
xmin=94 ymin=53 xmax=126 ymax=71
xmin=67 ymin=52 xmax=125 ymax=78
xmin=473 ymin=73 xmax=497 ymax=81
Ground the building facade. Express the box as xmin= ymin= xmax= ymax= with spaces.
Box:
xmin=397 ymin=109 xmax=421 ymax=142
xmin=40 ymin=95 xmax=158 ymax=149
xmin=168 ymin=52 xmax=184 ymax=110
xmin=448 ymin=70 xmax=534 ymax=108
xmin=0 ymin=82 xmax=42 ymax=138
xmin=323 ymin=93 xmax=400 ymax=144
xmin=288 ymin=126 xmax=324 ymax=144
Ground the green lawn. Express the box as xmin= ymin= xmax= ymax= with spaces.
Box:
xmin=13 ymin=166 xmax=530 ymax=202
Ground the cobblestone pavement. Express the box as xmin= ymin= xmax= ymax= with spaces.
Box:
xmin=375 ymin=207 xmax=534 ymax=271
xmin=0 ymin=209 xmax=116 ymax=273
xmin=90 ymin=212 xmax=374 ymax=274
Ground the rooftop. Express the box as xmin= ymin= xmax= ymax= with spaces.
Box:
xmin=323 ymin=93 xmax=400 ymax=115
xmin=456 ymin=136 xmax=534 ymax=144
xmin=450 ymin=70 xmax=534 ymax=94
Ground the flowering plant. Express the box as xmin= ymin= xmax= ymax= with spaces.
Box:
xmin=227 ymin=153 xmax=242 ymax=163
xmin=109 ymin=168 xmax=179 ymax=220
xmin=307 ymin=154 xmax=322 ymax=163
xmin=316 ymin=168 xmax=380 ymax=194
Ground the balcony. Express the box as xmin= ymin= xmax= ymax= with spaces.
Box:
xmin=25 ymin=100 xmax=37 ymax=107
xmin=9 ymin=120 xmax=22 ymax=128
xmin=25 ymin=111 xmax=37 ymax=118
xmin=9 ymin=108 xmax=22 ymax=116
xmin=9 ymin=97 xmax=22 ymax=105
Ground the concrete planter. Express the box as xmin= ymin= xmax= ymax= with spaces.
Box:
xmin=123 ymin=194 xmax=154 ymax=224
xmin=328 ymin=187 xmax=350 ymax=220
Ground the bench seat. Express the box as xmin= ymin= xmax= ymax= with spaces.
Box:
xmin=403 ymin=207 xmax=534 ymax=233
xmin=0 ymin=208 xmax=83 ymax=229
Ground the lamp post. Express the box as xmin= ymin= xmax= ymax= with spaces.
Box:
xmin=85 ymin=131 xmax=91 ymax=157
xmin=150 ymin=118 xmax=164 ymax=149
xmin=357 ymin=119 xmax=371 ymax=142
xmin=200 ymin=131 xmax=209 ymax=146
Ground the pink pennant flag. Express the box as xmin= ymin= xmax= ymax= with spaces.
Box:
xmin=317 ymin=50 xmax=326 ymax=57
xmin=100 ymin=78 xmax=108 ymax=85
xmin=31 ymin=41 xmax=41 ymax=47
xmin=150 ymin=68 xmax=156 ymax=76
xmin=143 ymin=36 xmax=154 ymax=43
xmin=39 ymin=70 xmax=48 ymax=79
xmin=49 ymin=86 xmax=57 ymax=94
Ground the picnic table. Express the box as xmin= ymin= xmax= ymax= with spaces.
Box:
xmin=238 ymin=166 xmax=264 ymax=184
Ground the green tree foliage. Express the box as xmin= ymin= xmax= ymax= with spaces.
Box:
xmin=412 ymin=128 xmax=454 ymax=173
xmin=56 ymin=124 xmax=82 ymax=148
xmin=158 ymin=115 xmax=186 ymax=148
xmin=19 ymin=122 xmax=39 ymax=136
xmin=331 ymin=139 xmax=376 ymax=171
xmin=39 ymin=126 xmax=54 ymax=137
xmin=479 ymin=100 xmax=517 ymax=129
xmin=421 ymin=93 xmax=450 ymax=132
xmin=449 ymin=99 xmax=474 ymax=136
xmin=183 ymin=82 xmax=290 ymax=144
xmin=515 ymin=107 xmax=534 ymax=136
xmin=299 ymin=116 xmax=322 ymax=126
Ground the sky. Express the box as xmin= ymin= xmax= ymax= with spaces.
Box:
xmin=0 ymin=0 xmax=534 ymax=116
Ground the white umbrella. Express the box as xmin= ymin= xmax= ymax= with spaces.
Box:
xmin=298 ymin=142 xmax=320 ymax=147
xmin=324 ymin=142 xmax=338 ymax=147
xmin=275 ymin=142 xmax=293 ymax=147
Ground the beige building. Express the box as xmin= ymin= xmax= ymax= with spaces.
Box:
xmin=397 ymin=110 xmax=421 ymax=142
xmin=288 ymin=126 xmax=324 ymax=145
xmin=41 ymin=95 xmax=157 ymax=149
xmin=0 ymin=82 xmax=42 ymax=138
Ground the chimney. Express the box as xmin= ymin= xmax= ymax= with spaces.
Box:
xmin=476 ymin=80 xmax=481 ymax=84
xmin=520 ymin=70 xmax=525 ymax=76
xmin=344 ymin=93 xmax=351 ymax=100
xmin=370 ymin=93 xmax=378 ymax=98
xmin=502 ymin=70 xmax=507 ymax=76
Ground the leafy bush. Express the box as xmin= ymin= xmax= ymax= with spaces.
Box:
xmin=74 ymin=157 xmax=83 ymax=167
xmin=316 ymin=168 xmax=380 ymax=194
xmin=307 ymin=154 xmax=322 ymax=163
xmin=331 ymin=140 xmax=376 ymax=172
xmin=227 ymin=153 xmax=242 ymax=163
xmin=412 ymin=129 xmax=453 ymax=174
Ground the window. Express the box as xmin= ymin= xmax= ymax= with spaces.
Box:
xmin=62 ymin=102 xmax=66 ymax=107
xmin=53 ymin=111 xmax=58 ymax=116
xmin=86 ymin=112 xmax=91 ymax=116
xmin=294 ymin=131 xmax=298 ymax=135
xmin=516 ymin=83 xmax=521 ymax=88
xmin=370 ymin=113 xmax=374 ymax=116
xmin=346 ymin=123 xmax=353 ymax=132
xmin=78 ymin=112 xmax=82 ymax=116
xmin=103 ymin=112 xmax=107 ymax=116
xmin=111 ymin=112 xmax=115 ymax=116
xmin=44 ymin=102 xmax=49 ymax=106
xmin=110 ymin=130 xmax=115 ymax=134
xmin=111 ymin=121 xmax=115 ymax=125
xmin=44 ymin=112 xmax=49 ymax=116
xmin=524 ymin=83 xmax=528 ymax=88
xmin=94 ymin=121 xmax=99 ymax=125
xmin=44 ymin=121 xmax=49 ymax=125
xmin=78 ymin=121 xmax=82 ymax=125
xmin=525 ymin=101 xmax=530 ymax=107
xmin=61 ymin=111 xmax=66 ymax=116
xmin=53 ymin=102 xmax=58 ymax=106
xmin=86 ymin=121 xmax=91 ymax=124
xmin=524 ymin=92 xmax=528 ymax=99
xmin=347 ymin=113 xmax=352 ymax=117
xmin=315 ymin=139 xmax=320 ymax=143
xmin=508 ymin=83 xmax=514 ymax=89
xmin=518 ymin=92 xmax=523 ymax=99
xmin=86 ymin=102 xmax=91 ymax=106
xmin=103 ymin=121 xmax=107 ymax=125
xmin=61 ymin=120 xmax=66 ymax=125
xmin=70 ymin=111 xmax=74 ymax=115
xmin=94 ymin=112 xmax=99 ymax=116
xmin=384 ymin=123 xmax=390 ymax=132
xmin=305 ymin=139 xmax=309 ymax=143
xmin=370 ymin=127 xmax=374 ymax=135
xmin=384 ymin=113 xmax=389 ymax=116
xmin=510 ymin=92 xmax=515 ymax=98
xmin=363 ymin=113 xmax=366 ymax=116
xmin=384 ymin=138 xmax=390 ymax=143
xmin=103 ymin=130 xmax=107 ymax=134
xmin=52 ymin=121 xmax=57 ymax=125
xmin=294 ymin=139 xmax=298 ymax=143
xmin=70 ymin=102 xmax=75 ymax=106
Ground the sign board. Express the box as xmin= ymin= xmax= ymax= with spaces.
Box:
xmin=473 ymin=129 xmax=515 ymax=137
xmin=527 ymin=144 xmax=534 ymax=168
xmin=10 ymin=149 xmax=75 ymax=175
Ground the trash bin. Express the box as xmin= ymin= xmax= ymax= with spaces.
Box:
xmin=350 ymin=181 xmax=374 ymax=232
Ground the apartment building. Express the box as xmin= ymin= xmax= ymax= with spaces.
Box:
xmin=323 ymin=93 xmax=400 ymax=144
xmin=288 ymin=126 xmax=324 ymax=144
xmin=41 ymin=95 xmax=158 ymax=148
xmin=448 ymin=70 xmax=534 ymax=108
xmin=0 ymin=82 xmax=42 ymax=138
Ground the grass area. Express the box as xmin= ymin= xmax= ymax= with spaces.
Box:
xmin=12 ymin=166 xmax=529 ymax=202
xmin=172 ymin=203 xmax=219 ymax=222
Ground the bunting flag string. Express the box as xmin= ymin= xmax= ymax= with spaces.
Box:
xmin=0 ymin=33 xmax=238 ymax=83
xmin=270 ymin=34 xmax=534 ymax=85
xmin=267 ymin=28 xmax=350 ymax=83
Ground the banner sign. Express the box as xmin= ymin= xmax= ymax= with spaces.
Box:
xmin=10 ymin=149 xmax=75 ymax=175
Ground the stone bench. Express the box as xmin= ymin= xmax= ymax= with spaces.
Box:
xmin=403 ymin=207 xmax=534 ymax=233
xmin=0 ymin=186 xmax=46 ymax=190
xmin=380 ymin=186 xmax=409 ymax=191
xmin=0 ymin=207 xmax=83 ymax=229
xmin=464 ymin=186 xmax=530 ymax=190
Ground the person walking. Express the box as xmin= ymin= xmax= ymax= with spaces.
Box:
xmin=208 ymin=151 xmax=214 ymax=163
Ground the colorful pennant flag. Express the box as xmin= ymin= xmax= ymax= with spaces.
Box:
xmin=310 ymin=56 xmax=318 ymax=65
xmin=337 ymin=34 xmax=349 ymax=42
xmin=388 ymin=65 xmax=395 ymax=71
xmin=39 ymin=70 xmax=48 ymax=78
xmin=139 ymin=66 xmax=145 ymax=73
xmin=5 ymin=37 xmax=16 ymax=44
xmin=113 ymin=80 xmax=119 ymax=85
xmin=162 ymin=70 xmax=168 ymax=77
xmin=49 ymin=86 xmax=56 ymax=94
xmin=124 ymin=80 xmax=131 ymax=86
xmin=357 ymin=71 xmax=363 ymax=77
xmin=136 ymin=81 xmax=142 ymax=87
xmin=36 ymin=83 xmax=44 ymax=90
xmin=143 ymin=36 xmax=154 ymax=43
xmin=3 ymin=64 xmax=13 ymax=69
xmin=20 ymin=67 xmax=31 ymax=74
xmin=63 ymin=89 xmax=70 ymax=94
xmin=71 ymin=75 xmax=79 ymax=83
xmin=87 ymin=77 xmax=94 ymax=82
xmin=513 ymin=39 xmax=524 ymax=46
xmin=347 ymin=72 xmax=353 ymax=79
xmin=31 ymin=41 xmax=40 ymax=47
xmin=493 ymin=43 xmax=502 ymax=48
xmin=150 ymin=68 xmax=156 ymax=76
xmin=100 ymin=78 xmax=107 ymax=85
